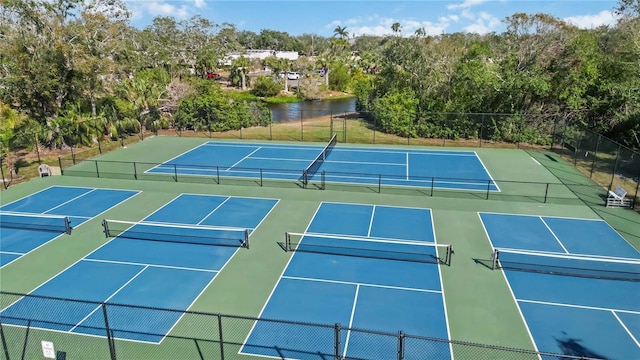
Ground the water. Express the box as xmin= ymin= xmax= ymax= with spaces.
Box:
xmin=267 ymin=97 xmax=356 ymax=123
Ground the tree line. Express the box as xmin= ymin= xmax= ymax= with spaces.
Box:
xmin=0 ymin=0 xmax=638 ymax=177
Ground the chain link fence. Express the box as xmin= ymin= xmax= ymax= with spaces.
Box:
xmin=0 ymin=291 xmax=601 ymax=360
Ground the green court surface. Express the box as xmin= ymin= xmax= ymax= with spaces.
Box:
xmin=1 ymin=136 xmax=638 ymax=360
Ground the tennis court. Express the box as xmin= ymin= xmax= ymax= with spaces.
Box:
xmin=0 ymin=186 xmax=139 ymax=268
xmin=146 ymin=139 xmax=499 ymax=191
xmin=479 ymin=213 xmax=640 ymax=359
xmin=0 ymin=194 xmax=279 ymax=343
xmin=241 ymin=202 xmax=452 ymax=360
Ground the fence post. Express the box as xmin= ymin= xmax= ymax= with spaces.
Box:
xmin=95 ymin=160 xmax=100 ymax=178
xmin=0 ymin=158 xmax=7 ymax=190
xmin=217 ymin=314 xmax=224 ymax=360
xmin=20 ymin=320 xmax=30 ymax=360
xmin=589 ymin=135 xmax=601 ymax=178
xmin=634 ymin=174 xmax=639 ymax=209
xmin=343 ymin=113 xmax=346 ymax=143
xmin=397 ymin=331 xmax=405 ymax=360
xmin=101 ymin=304 xmax=117 ymax=360
xmin=544 ymin=183 xmax=549 ymax=203
xmin=133 ymin=162 xmax=138 ymax=180
xmin=0 ymin=321 xmax=9 ymax=360
xmin=259 ymin=168 xmax=263 ymax=187
xmin=479 ymin=114 xmax=484 ymax=148
xmin=378 ymin=174 xmax=382 ymax=193
xmin=300 ymin=110 xmax=304 ymax=142
xmin=216 ymin=166 xmax=220 ymax=184
xmin=173 ymin=164 xmax=178 ymax=182
xmin=334 ymin=323 xmax=341 ymax=360
xmin=608 ymin=145 xmax=622 ymax=190
xmin=58 ymin=157 xmax=64 ymax=176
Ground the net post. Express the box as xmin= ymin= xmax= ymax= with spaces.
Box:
xmin=302 ymin=170 xmax=308 ymax=189
xmin=397 ymin=330 xmax=405 ymax=360
xmin=259 ymin=168 xmax=263 ymax=187
xmin=486 ymin=180 xmax=491 ymax=200
xmin=101 ymin=303 xmax=117 ymax=360
xmin=491 ymin=249 xmax=499 ymax=270
xmin=102 ymin=219 xmax=110 ymax=238
xmin=216 ymin=166 xmax=220 ymax=184
xmin=446 ymin=245 xmax=453 ymax=266
xmin=321 ymin=171 xmax=326 ymax=190
xmin=334 ymin=323 xmax=341 ymax=360
xmin=58 ymin=157 xmax=64 ymax=175
xmin=173 ymin=164 xmax=178 ymax=182
xmin=64 ymin=217 xmax=72 ymax=235
xmin=95 ymin=160 xmax=100 ymax=178
xmin=430 ymin=177 xmax=434 ymax=196
xmin=244 ymin=229 xmax=250 ymax=249
xmin=133 ymin=162 xmax=138 ymax=180
xmin=217 ymin=314 xmax=225 ymax=360
xmin=284 ymin=232 xmax=290 ymax=251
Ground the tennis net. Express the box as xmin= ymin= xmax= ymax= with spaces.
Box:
xmin=491 ymin=248 xmax=640 ymax=281
xmin=102 ymin=219 xmax=250 ymax=248
xmin=284 ymin=232 xmax=453 ymax=265
xmin=0 ymin=211 xmax=71 ymax=234
xmin=302 ymin=133 xmax=337 ymax=186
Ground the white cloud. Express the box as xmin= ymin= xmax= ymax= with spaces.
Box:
xmin=563 ymin=10 xmax=618 ymax=29
xmin=192 ymin=0 xmax=205 ymax=9
xmin=146 ymin=1 xmax=189 ymax=19
xmin=349 ymin=17 xmax=449 ymax=37
xmin=463 ymin=11 xmax=500 ymax=34
xmin=447 ymin=0 xmax=489 ymax=10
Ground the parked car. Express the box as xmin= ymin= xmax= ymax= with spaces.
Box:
xmin=287 ymin=71 xmax=300 ymax=80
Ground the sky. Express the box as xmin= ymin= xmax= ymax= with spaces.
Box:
xmin=125 ymin=0 xmax=621 ymax=37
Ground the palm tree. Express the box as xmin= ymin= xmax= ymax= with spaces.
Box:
xmin=333 ymin=26 xmax=349 ymax=40
xmin=391 ymin=22 xmax=402 ymax=35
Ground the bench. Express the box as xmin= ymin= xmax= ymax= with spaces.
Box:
xmin=606 ymin=186 xmax=631 ymax=208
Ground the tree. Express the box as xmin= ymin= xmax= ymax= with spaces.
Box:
xmin=391 ymin=22 xmax=402 ymax=35
xmin=333 ymin=26 xmax=349 ymax=40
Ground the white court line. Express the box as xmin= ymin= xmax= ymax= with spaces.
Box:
xmin=539 ymin=217 xmax=569 ymax=254
xmin=612 ymin=311 xmax=640 ymax=347
xmin=238 ymin=202 xmax=324 ymax=356
xmin=243 ymin=156 xmax=311 ymax=163
xmin=282 ymin=276 xmax=443 ymax=294
xmin=196 ymin=197 xmax=231 ymax=225
xmin=531 ymin=157 xmax=541 ymax=165
xmin=0 ymin=251 xmax=24 ymax=255
xmin=473 ymin=151 xmax=501 ymax=192
xmin=478 ymin=211 xmax=603 ymax=222
xmin=475 ymin=212 xmax=540 ymax=353
xmin=82 ymin=258 xmax=219 ymax=273
xmin=517 ymin=298 xmax=640 ymax=315
xmin=406 ymin=152 xmax=409 ymax=180
xmin=226 ymin=147 xmax=262 ymax=171
xmin=43 ymin=188 xmax=97 ymax=214
xmin=342 ymin=284 xmax=360 ymax=359
xmin=324 ymin=159 xmax=406 ymax=167
xmin=367 ymin=205 xmax=375 ymax=237
xmin=70 ymin=265 xmax=149 ymax=332
xmin=144 ymin=142 xmax=211 ymax=173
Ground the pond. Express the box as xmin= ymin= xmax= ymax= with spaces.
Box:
xmin=266 ymin=97 xmax=356 ymax=123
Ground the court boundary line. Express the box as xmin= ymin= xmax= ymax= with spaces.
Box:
xmin=0 ymin=188 xmax=141 ymax=270
xmin=0 ymin=185 xmax=97 ymax=208
xmin=611 ymin=311 xmax=640 ymax=348
xmin=322 ymin=159 xmax=407 ymax=167
xmin=475 ymin=212 xmax=540 ymax=352
xmin=238 ymin=201 xmax=323 ymax=358
xmin=473 ymin=151 xmax=501 ymax=192
xmin=342 ymin=284 xmax=360 ymax=358
xmin=159 ymin=195 xmax=280 ymax=344
xmin=239 ymin=201 xmax=450 ymax=359
xmin=517 ymin=298 xmax=640 ymax=315
xmin=0 ymin=192 xmax=186 ymax=343
xmin=144 ymin=142 xmax=211 ymax=173
xmin=226 ymin=147 xmax=262 ymax=171
xmin=366 ymin=205 xmax=376 ymax=237
xmin=71 ymin=265 xmax=149 ymax=332
xmin=0 ymin=251 xmax=23 ymax=256
xmin=480 ymin=212 xmax=640 ymax=257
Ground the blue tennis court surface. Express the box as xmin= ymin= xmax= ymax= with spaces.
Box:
xmin=479 ymin=213 xmax=640 ymax=359
xmin=0 ymin=186 xmax=139 ymax=268
xmin=241 ymin=202 xmax=452 ymax=360
xmin=0 ymin=194 xmax=279 ymax=343
xmin=147 ymin=141 xmax=498 ymax=191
